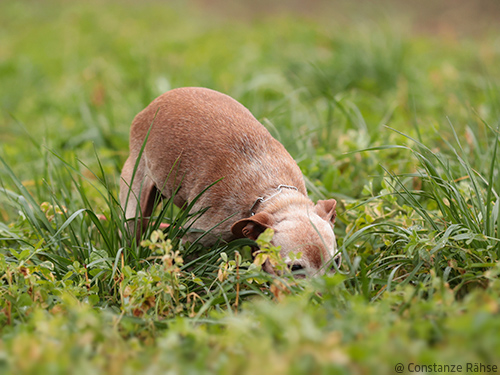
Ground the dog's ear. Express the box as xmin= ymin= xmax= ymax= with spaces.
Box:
xmin=314 ymin=199 xmax=337 ymax=224
xmin=231 ymin=212 xmax=274 ymax=240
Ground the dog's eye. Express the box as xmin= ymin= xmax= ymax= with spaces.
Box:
xmin=290 ymin=264 xmax=304 ymax=272
xmin=331 ymin=255 xmax=342 ymax=271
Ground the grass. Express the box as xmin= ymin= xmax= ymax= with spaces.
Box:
xmin=1 ymin=0 xmax=500 ymax=373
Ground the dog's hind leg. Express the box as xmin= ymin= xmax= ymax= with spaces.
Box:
xmin=119 ymin=155 xmax=158 ymax=243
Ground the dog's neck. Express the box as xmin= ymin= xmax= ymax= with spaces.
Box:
xmin=251 ymin=186 xmax=312 ymax=216
xmin=250 ymin=185 xmax=299 ymax=215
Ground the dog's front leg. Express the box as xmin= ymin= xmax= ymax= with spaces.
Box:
xmin=119 ymin=155 xmax=158 ymax=243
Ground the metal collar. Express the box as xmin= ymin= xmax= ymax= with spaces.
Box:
xmin=250 ymin=185 xmax=298 ymax=216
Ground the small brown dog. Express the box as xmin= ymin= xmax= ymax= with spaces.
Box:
xmin=120 ymin=87 xmax=340 ymax=276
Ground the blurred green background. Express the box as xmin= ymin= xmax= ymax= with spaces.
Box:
xmin=2 ymin=0 xmax=499 ymax=194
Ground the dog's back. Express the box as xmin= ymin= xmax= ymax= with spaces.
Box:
xmin=132 ymin=87 xmax=305 ymax=214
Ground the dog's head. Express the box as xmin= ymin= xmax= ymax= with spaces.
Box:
xmin=231 ymin=199 xmax=340 ymax=277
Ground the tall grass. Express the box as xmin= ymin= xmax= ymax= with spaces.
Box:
xmin=337 ymin=120 xmax=500 ymax=299
xmin=0 ymin=142 xmax=277 ymax=315
xmin=1 ymin=114 xmax=498 ymax=315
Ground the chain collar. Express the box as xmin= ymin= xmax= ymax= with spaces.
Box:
xmin=250 ymin=185 xmax=298 ymax=216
